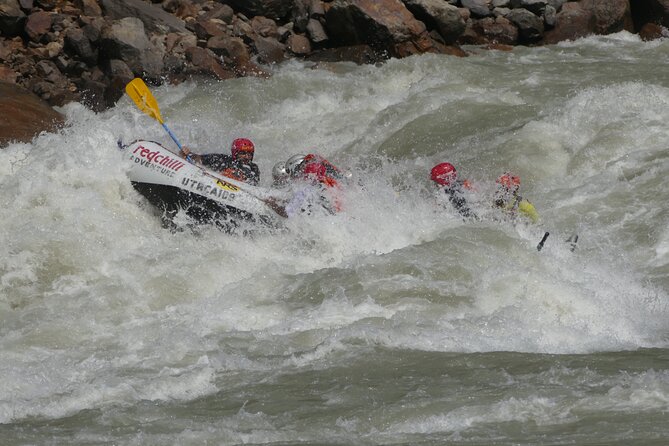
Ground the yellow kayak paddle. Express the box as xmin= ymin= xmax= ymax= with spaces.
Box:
xmin=125 ymin=78 xmax=184 ymax=151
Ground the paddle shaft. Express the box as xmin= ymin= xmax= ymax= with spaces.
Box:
xmin=162 ymin=123 xmax=183 ymax=150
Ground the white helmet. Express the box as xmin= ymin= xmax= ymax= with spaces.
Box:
xmin=285 ymin=154 xmax=306 ymax=177
xmin=272 ymin=161 xmax=289 ymax=186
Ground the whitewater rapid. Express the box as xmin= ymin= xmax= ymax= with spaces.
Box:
xmin=1 ymin=31 xmax=668 ymax=444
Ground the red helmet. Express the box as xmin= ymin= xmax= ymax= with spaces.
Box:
xmin=303 ymin=161 xmax=327 ymax=180
xmin=430 ymin=162 xmax=457 ymax=186
xmin=231 ymin=138 xmax=254 ymax=160
xmin=497 ymin=173 xmax=520 ymax=189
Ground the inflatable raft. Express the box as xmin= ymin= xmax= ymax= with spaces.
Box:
xmin=119 ymin=140 xmax=284 ymax=231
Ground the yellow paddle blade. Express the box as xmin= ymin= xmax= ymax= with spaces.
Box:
xmin=125 ymin=78 xmax=163 ymax=124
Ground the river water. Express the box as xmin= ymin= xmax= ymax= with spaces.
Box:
xmin=1 ymin=32 xmax=669 ymax=445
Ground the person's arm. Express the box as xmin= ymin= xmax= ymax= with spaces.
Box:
xmin=248 ymin=163 xmax=260 ymax=186
xmin=448 ymin=188 xmax=477 ymax=220
xmin=518 ymin=199 xmax=539 ymax=223
xmin=179 ymin=146 xmax=202 ymax=163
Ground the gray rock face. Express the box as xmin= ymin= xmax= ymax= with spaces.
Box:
xmin=403 ymin=0 xmax=466 ymax=44
xmin=99 ymin=17 xmax=164 ymax=78
xmin=506 ymin=7 xmax=544 ymax=42
xmin=100 ymin=0 xmax=187 ymax=33
xmin=461 ymin=0 xmax=492 ymax=17
xmin=510 ymin=0 xmax=547 ymax=16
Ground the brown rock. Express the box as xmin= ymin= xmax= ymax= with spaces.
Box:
xmin=639 ymin=22 xmax=667 ymax=40
xmin=24 ymin=10 xmax=52 ymax=42
xmin=324 ymin=0 xmax=436 ymax=57
xmin=207 ymin=35 xmax=250 ymax=63
xmin=162 ymin=0 xmax=198 ymax=19
xmin=543 ymin=2 xmax=596 ymax=44
xmin=251 ymin=15 xmax=279 ymax=38
xmin=473 ymin=16 xmax=518 ymax=45
xmin=194 ymin=17 xmax=228 ymax=39
xmin=582 ymin=0 xmax=633 ymax=34
xmin=286 ymin=33 xmax=311 ymax=55
xmin=185 ymin=46 xmax=235 ymax=79
xmin=253 ymin=35 xmax=285 ymax=64
xmin=200 ymin=3 xmax=234 ymax=23
xmin=0 ymin=81 xmax=65 ymax=146
xmin=0 ymin=65 xmax=18 ymax=82
xmin=166 ymin=32 xmax=196 ymax=54
xmin=232 ymin=17 xmax=255 ymax=43
xmin=74 ymin=0 xmax=102 ymax=16
xmin=0 ymin=36 xmax=24 ymax=62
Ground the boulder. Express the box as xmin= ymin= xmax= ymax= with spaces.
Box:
xmin=543 ymin=2 xmax=595 ymax=44
xmin=34 ymin=0 xmax=56 ymax=10
xmin=225 ymin=0 xmax=294 ymax=21
xmin=207 ymin=35 xmax=250 ymax=64
xmin=99 ymin=17 xmax=164 ymax=78
xmin=582 ymin=0 xmax=633 ymax=34
xmin=286 ymin=32 xmax=311 ymax=55
xmin=0 ymin=65 xmax=18 ymax=82
xmin=184 ymin=46 xmax=236 ymax=79
xmin=73 ymin=0 xmax=102 ymax=16
xmin=0 ymin=0 xmax=26 ymax=36
xmin=24 ymin=10 xmax=51 ymax=42
xmin=199 ymin=3 xmax=234 ymax=23
xmin=251 ymin=15 xmax=279 ymax=38
xmin=65 ymin=27 xmax=98 ymax=66
xmin=474 ymin=16 xmax=518 ymax=44
xmin=99 ymin=0 xmax=187 ymax=33
xmin=193 ymin=17 xmax=228 ymax=39
xmin=166 ymin=31 xmax=196 ymax=54
xmin=461 ymin=0 xmax=492 ymax=17
xmin=324 ymin=0 xmax=435 ymax=58
xmin=0 ymin=81 xmax=64 ymax=146
xmin=506 ymin=7 xmax=544 ymax=42
xmin=306 ymin=17 xmax=328 ymax=43
xmin=252 ymin=35 xmax=285 ymax=64
xmin=544 ymin=4 xmax=557 ymax=27
xmin=292 ymin=0 xmax=310 ymax=32
xmin=403 ymin=0 xmax=466 ymax=44
xmin=639 ymin=22 xmax=668 ymax=39
xmin=310 ymin=0 xmax=325 ymax=18
xmin=510 ymin=0 xmax=547 ymax=16
xmin=546 ymin=0 xmax=567 ymax=10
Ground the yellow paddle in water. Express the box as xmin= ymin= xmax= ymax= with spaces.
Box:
xmin=125 ymin=78 xmax=185 ymax=152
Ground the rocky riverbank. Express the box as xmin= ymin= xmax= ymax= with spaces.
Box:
xmin=1 ymin=0 xmax=668 ymax=144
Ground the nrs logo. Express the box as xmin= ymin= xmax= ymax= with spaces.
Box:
xmin=216 ymin=179 xmax=239 ymax=192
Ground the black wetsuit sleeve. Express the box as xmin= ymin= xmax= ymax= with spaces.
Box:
xmin=246 ymin=163 xmax=260 ymax=186
xmin=447 ymin=187 xmax=476 ymax=219
xmin=199 ymin=154 xmax=232 ymax=171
